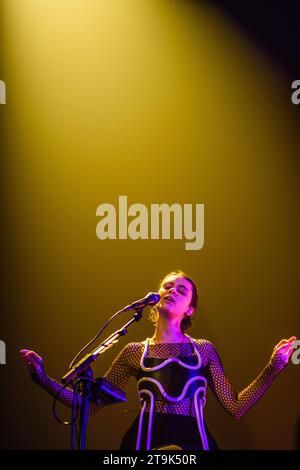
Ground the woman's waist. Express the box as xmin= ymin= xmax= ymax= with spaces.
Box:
xmin=144 ymin=398 xmax=197 ymax=417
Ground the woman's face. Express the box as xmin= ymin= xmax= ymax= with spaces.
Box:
xmin=157 ymin=274 xmax=194 ymax=319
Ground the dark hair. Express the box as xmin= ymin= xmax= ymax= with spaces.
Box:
xmin=149 ymin=270 xmax=198 ymax=333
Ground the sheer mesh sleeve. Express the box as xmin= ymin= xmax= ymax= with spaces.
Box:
xmin=102 ymin=342 xmax=140 ymax=388
xmin=34 ymin=338 xmax=284 ymax=420
xmin=35 ymin=342 xmax=140 ymax=415
xmin=204 ymin=340 xmax=280 ymax=420
xmin=35 ymin=374 xmax=83 ymax=410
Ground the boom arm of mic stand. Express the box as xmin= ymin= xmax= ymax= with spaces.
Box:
xmin=61 ymin=307 xmax=143 ymax=384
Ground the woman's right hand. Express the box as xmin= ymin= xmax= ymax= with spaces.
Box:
xmin=19 ymin=349 xmax=47 ymax=383
xmin=269 ymin=336 xmax=297 ymax=373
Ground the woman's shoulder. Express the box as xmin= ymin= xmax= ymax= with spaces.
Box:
xmin=120 ymin=341 xmax=145 ymax=353
xmin=114 ymin=341 xmax=144 ymax=366
xmin=191 ymin=337 xmax=222 ymax=363
xmin=191 ymin=337 xmax=213 ymax=345
xmin=191 ymin=337 xmax=217 ymax=352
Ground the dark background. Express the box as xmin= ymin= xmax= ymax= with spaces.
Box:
xmin=1 ymin=0 xmax=299 ymax=450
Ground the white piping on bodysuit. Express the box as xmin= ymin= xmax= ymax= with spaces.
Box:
xmin=194 ymin=387 xmax=209 ymax=450
xmin=140 ymin=336 xmax=202 ymax=371
xmin=136 ymin=337 xmax=209 ymax=450
xmin=138 ymin=375 xmax=207 ymax=402
xmin=136 ymin=390 xmax=155 ymax=451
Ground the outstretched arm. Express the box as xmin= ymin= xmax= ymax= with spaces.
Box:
xmin=205 ymin=336 xmax=296 ymax=420
xmin=19 ymin=343 xmax=136 ymax=415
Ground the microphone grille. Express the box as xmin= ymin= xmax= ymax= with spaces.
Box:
xmin=146 ymin=292 xmax=161 ymax=305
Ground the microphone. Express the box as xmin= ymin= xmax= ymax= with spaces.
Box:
xmin=123 ymin=292 xmax=161 ymax=312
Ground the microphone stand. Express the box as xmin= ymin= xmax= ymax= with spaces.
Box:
xmin=61 ymin=307 xmax=144 ymax=450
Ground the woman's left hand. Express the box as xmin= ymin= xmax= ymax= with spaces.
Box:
xmin=270 ymin=336 xmax=297 ymax=372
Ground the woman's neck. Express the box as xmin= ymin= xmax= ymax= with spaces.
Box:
xmin=151 ymin=318 xmax=186 ymax=344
